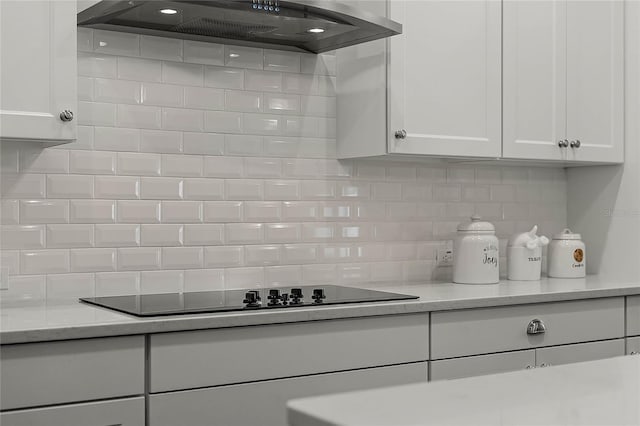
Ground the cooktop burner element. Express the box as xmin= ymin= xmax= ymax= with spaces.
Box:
xmin=79 ymin=285 xmax=418 ymax=317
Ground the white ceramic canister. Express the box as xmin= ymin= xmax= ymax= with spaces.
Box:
xmin=547 ymin=229 xmax=586 ymax=278
xmin=453 ymin=215 xmax=499 ymax=284
xmin=507 ymin=226 xmax=549 ymax=281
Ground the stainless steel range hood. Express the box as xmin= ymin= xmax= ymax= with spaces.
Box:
xmin=78 ymin=0 xmax=402 ymax=54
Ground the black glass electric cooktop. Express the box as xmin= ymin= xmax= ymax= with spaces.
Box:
xmin=80 ymin=285 xmax=418 ymax=317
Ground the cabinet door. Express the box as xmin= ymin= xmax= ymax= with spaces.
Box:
xmin=388 ymin=0 xmax=501 ymax=158
xmin=0 ymin=1 xmax=77 ymax=141
xmin=430 ymin=350 xmax=535 ymax=381
xmin=503 ymin=0 xmax=567 ymax=161
xmin=535 ymin=339 xmax=625 ymax=367
xmin=149 ymin=362 xmax=427 ymax=426
xmin=565 ymin=0 xmax=624 ymax=163
xmin=627 ymin=337 xmax=640 ymax=355
xmin=0 ymin=397 xmax=144 ymax=426
xmin=627 ymin=296 xmax=640 ymax=336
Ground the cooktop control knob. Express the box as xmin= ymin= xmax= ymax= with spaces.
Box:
xmin=243 ymin=290 xmax=261 ymax=307
xmin=312 ymin=288 xmax=326 ymax=303
xmin=267 ymin=289 xmax=282 ymax=306
xmin=290 ymin=288 xmax=303 ymax=304
xmin=280 ymin=293 xmax=289 ymax=305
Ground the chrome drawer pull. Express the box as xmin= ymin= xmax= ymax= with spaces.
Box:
xmin=526 ymin=318 xmax=546 ymax=335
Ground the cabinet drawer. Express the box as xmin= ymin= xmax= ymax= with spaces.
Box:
xmin=536 ymin=339 xmax=625 ymax=367
xmin=0 ymin=397 xmax=144 ymax=426
xmin=1 ymin=336 xmax=144 ymax=410
xmin=430 ymin=350 xmax=535 ymax=381
xmin=627 ymin=336 xmax=640 ymax=355
xmin=627 ymin=296 xmax=640 ymax=336
xmin=431 ymin=298 xmax=624 ymax=359
xmin=149 ymin=362 xmax=427 ymax=426
xmin=150 ymin=313 xmax=429 ymax=392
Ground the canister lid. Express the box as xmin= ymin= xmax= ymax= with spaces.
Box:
xmin=457 ymin=215 xmax=495 ymax=233
xmin=552 ymin=228 xmax=582 ymax=240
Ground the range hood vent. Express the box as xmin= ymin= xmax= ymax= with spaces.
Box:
xmin=78 ymin=0 xmax=402 ymax=54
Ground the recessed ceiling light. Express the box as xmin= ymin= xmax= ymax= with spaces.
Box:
xmin=159 ymin=8 xmax=178 ymax=15
xmin=307 ymin=28 xmax=325 ymax=33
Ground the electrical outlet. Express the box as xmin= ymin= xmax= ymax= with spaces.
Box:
xmin=436 ymin=249 xmax=454 ymax=267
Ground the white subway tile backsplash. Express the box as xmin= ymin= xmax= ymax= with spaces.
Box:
xmin=142 ymin=83 xmax=184 ymax=107
xmin=1 ymin=200 xmax=19 ymax=225
xmin=225 ymin=134 xmax=264 ymax=156
xmin=162 ymin=62 xmax=204 ymax=86
xmin=70 ymin=151 xmax=116 ymax=175
xmin=21 ymin=250 xmax=70 ymax=274
xmin=94 ymin=78 xmax=141 ymax=104
xmin=47 ymin=225 xmax=94 ymax=248
xmin=3 ymin=39 xmax=568 ymax=301
xmin=140 ymin=177 xmax=183 ymax=200
xmin=162 ymin=247 xmax=204 ymax=269
xmin=70 ymin=248 xmax=116 ymax=272
xmin=117 ymin=104 xmax=162 ymax=129
xmin=78 ymin=53 xmax=117 ymax=78
xmin=94 ymin=176 xmax=140 ymax=199
xmin=140 ymin=36 xmax=183 ymax=61
xmin=94 ymin=126 xmax=140 ymax=152
xmin=1 ymin=174 xmax=46 ymax=199
xmin=78 ymin=102 xmax=117 ymax=126
xmin=205 ymin=66 xmax=244 ymax=89
xmin=117 ymin=152 xmax=162 ymax=176
xmin=225 ymin=223 xmax=263 ymax=244
xmin=225 ymin=90 xmax=262 ymax=113
xmin=183 ymin=178 xmax=224 ymax=200
xmin=162 ymin=108 xmax=204 ymax=132
xmin=118 ymin=247 xmax=161 ymax=271
xmin=162 ymin=155 xmax=203 ymax=177
xmin=1 ymin=225 xmax=45 ymax=249
xmin=46 ymin=273 xmax=95 ymax=301
xmin=204 ymin=201 xmax=243 ymax=223
xmin=20 ymin=200 xmax=68 ymax=224
xmin=162 ymin=201 xmax=203 ymax=223
xmin=225 ymin=46 xmax=263 ymax=69
xmin=78 ymin=76 xmax=94 ymax=101
xmin=95 ymin=272 xmax=139 ymax=296
xmin=204 ymin=111 xmax=243 ymax=133
xmin=204 ymin=246 xmax=243 ymax=268
xmin=117 ymin=200 xmax=161 ymax=223
xmin=117 ymin=57 xmax=162 ymax=82
xmin=245 ymin=245 xmax=281 ymax=266
xmin=183 ymin=224 xmax=224 ymax=246
xmin=140 ymin=270 xmax=183 ymax=294
xmin=184 ymin=41 xmax=224 ymax=66
xmin=70 ymin=200 xmax=116 ymax=223
xmin=184 ymin=269 xmax=224 ymax=292
xmin=225 ymin=267 xmax=264 ymax=289
xmin=184 ymin=87 xmax=224 ymax=110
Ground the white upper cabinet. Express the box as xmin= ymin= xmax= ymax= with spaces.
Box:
xmin=503 ymin=0 xmax=623 ymax=163
xmin=0 ymin=1 xmax=77 ymax=142
xmin=387 ymin=0 xmax=502 ymax=158
xmin=337 ymin=0 xmax=502 ymax=159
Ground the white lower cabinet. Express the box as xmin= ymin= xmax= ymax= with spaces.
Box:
xmin=535 ymin=339 xmax=625 ymax=367
xmin=430 ymin=350 xmax=536 ymax=381
xmin=149 ymin=362 xmax=427 ymax=426
xmin=627 ymin=337 xmax=640 ymax=355
xmin=0 ymin=397 xmax=144 ymax=426
xmin=627 ymin=295 xmax=640 ymax=336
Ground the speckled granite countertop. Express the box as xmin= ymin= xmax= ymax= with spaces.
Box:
xmin=1 ymin=276 xmax=639 ymax=344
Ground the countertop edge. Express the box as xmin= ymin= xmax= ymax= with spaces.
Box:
xmin=2 ymin=283 xmax=640 ymax=345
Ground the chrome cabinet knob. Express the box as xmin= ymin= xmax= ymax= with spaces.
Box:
xmin=558 ymin=139 xmax=569 ymax=148
xmin=631 ymin=351 xmax=639 ymax=355
xmin=539 ymin=363 xmax=551 ymax=368
xmin=59 ymin=110 xmax=74 ymax=122
xmin=395 ymin=129 xmax=407 ymax=139
xmin=570 ymin=139 xmax=581 ymax=148
xmin=525 ymin=365 xmax=533 ymax=369
xmin=526 ymin=318 xmax=546 ymax=335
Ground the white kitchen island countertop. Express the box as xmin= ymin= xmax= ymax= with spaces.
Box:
xmin=287 ymin=355 xmax=640 ymax=426
xmin=1 ymin=275 xmax=639 ymax=344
